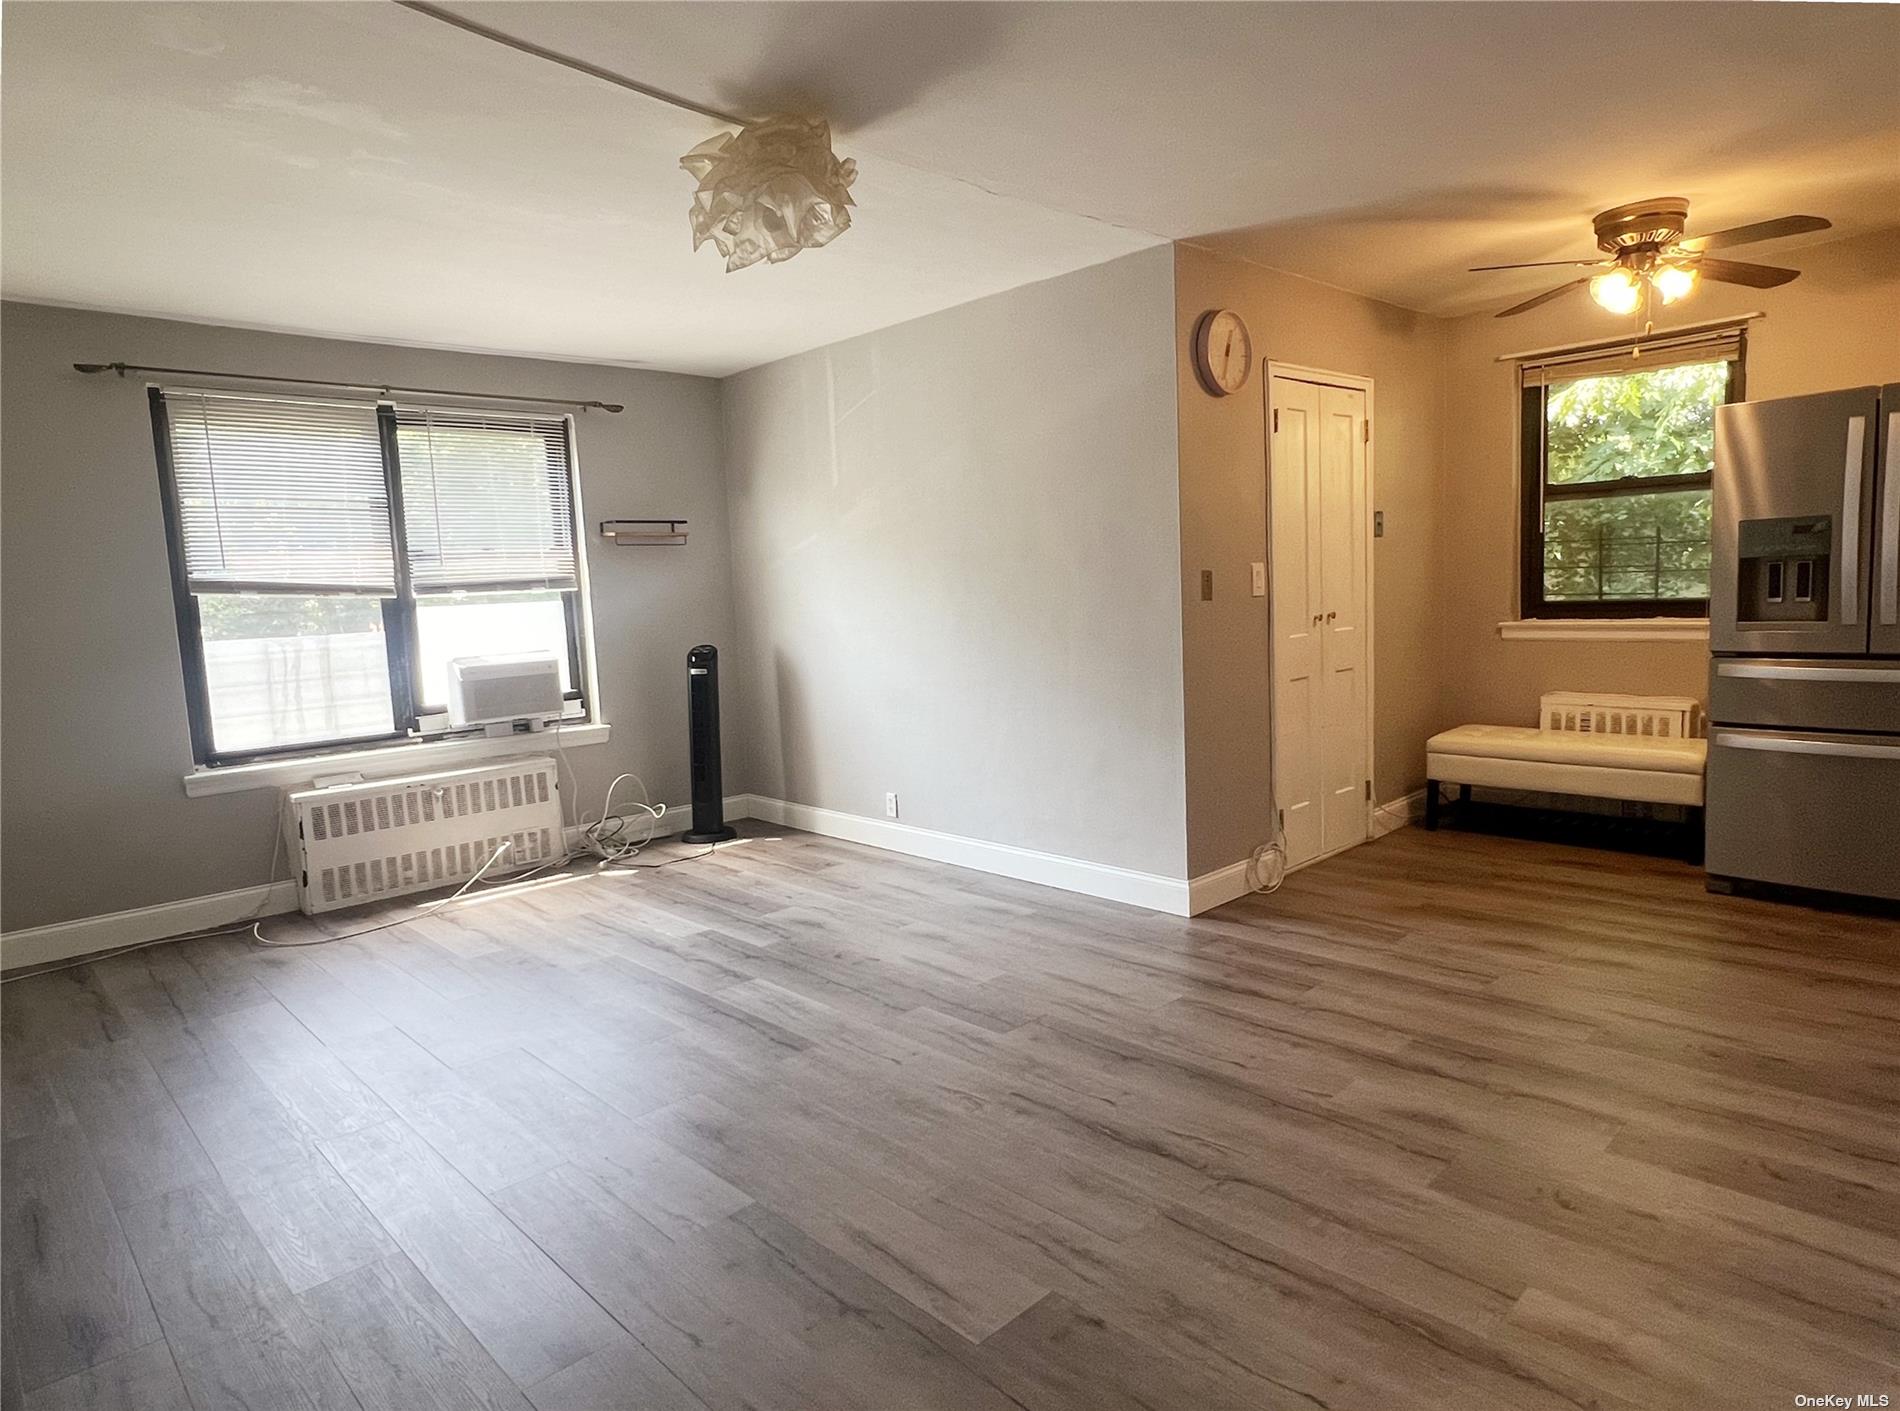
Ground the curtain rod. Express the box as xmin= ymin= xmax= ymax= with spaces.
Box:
xmin=1498 ymin=312 xmax=1763 ymax=366
xmin=72 ymin=363 xmax=623 ymax=413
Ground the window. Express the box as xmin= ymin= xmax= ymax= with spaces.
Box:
xmin=1518 ymin=328 xmax=1744 ymax=618
xmin=152 ymin=389 xmax=588 ymax=765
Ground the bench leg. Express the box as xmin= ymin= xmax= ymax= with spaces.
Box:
xmin=1458 ymin=784 xmax=1472 ymax=806
xmin=1423 ymin=781 xmax=1440 ymax=831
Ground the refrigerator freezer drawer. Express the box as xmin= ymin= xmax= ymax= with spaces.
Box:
xmin=1710 ymin=658 xmax=1900 ymax=733
xmin=1706 ymin=727 xmax=1900 ymax=900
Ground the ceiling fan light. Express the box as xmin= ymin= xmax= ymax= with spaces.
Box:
xmin=1654 ymin=263 xmax=1699 ymax=304
xmin=1589 ymin=267 xmax=1642 ymax=315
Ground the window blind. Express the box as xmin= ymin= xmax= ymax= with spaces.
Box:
xmin=1520 ymin=324 xmax=1746 ymax=387
xmin=161 ymin=390 xmax=396 ymax=594
xmin=394 ymin=407 xmax=578 ymax=592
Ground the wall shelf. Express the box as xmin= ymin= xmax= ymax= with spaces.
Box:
xmin=599 ymin=519 xmax=688 ymax=546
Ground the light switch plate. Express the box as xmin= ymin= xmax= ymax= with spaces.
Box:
xmin=1200 ymin=569 xmax=1214 ymax=601
xmin=1374 ymin=510 xmax=1385 ymax=538
xmin=1250 ymin=561 xmax=1267 ymax=596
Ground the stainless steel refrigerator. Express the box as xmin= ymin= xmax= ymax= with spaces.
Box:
xmin=1707 ymin=384 xmax=1900 ymax=901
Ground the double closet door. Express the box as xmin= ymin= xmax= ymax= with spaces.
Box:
xmin=1269 ymin=374 xmax=1370 ymax=871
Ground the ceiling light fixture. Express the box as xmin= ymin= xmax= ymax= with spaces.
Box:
xmin=1477 ymin=200 xmax=1827 ymax=320
xmin=1653 ymin=261 xmax=1699 ymax=305
xmin=395 ymin=2 xmax=857 ymax=272
xmin=1588 ymin=266 xmax=1644 ymax=316
xmin=681 ymin=116 xmax=857 ymax=272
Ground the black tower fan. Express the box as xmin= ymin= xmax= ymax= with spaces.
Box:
xmin=681 ymin=644 xmax=737 ymax=843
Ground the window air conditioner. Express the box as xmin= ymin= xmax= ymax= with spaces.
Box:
xmin=447 ymin=653 xmax=564 ymax=731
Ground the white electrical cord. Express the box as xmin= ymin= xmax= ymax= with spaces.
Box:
xmin=545 ymin=718 xmax=662 ymax=862
xmin=1248 ymin=837 xmax=1287 ymax=894
xmin=547 ymin=717 xmax=699 ymax=869
xmin=250 ymin=837 xmax=515 ymax=948
xmin=574 ymin=772 xmax=667 ymax=862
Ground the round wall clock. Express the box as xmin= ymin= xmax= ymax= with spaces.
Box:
xmin=1192 ymin=309 xmax=1252 ymax=397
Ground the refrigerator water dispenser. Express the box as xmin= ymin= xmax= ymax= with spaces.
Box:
xmin=1736 ymin=515 xmax=1831 ymax=623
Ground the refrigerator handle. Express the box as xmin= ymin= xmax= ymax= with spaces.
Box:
xmin=1841 ymin=415 xmax=1865 ymax=626
xmin=1715 ymin=730 xmax=1900 ymax=762
xmin=1881 ymin=409 xmax=1899 ymax=626
xmin=1715 ymin=662 xmax=1900 ymax=683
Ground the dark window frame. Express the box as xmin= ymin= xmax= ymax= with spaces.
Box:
xmin=1518 ymin=341 xmax=1744 ymax=619
xmin=151 ymin=389 xmax=589 ymax=768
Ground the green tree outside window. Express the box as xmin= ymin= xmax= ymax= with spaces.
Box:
xmin=1540 ymin=361 xmax=1726 ymax=602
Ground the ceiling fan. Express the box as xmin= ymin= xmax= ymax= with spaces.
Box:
xmin=1475 ymin=199 xmax=1831 ymax=318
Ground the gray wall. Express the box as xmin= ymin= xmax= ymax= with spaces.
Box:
xmin=719 ymin=247 xmax=1189 ymax=879
xmin=1 ymin=301 xmax=732 ymax=931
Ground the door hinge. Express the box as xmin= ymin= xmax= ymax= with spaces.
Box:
xmin=1365 ymin=779 xmax=1372 ymax=801
xmin=1272 ymin=407 xmax=1279 ymax=433
xmin=1363 ymin=419 xmax=1371 ymax=444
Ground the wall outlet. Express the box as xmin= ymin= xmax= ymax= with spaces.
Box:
xmin=884 ymin=792 xmax=899 ymax=819
xmin=1250 ymin=561 xmax=1267 ymax=596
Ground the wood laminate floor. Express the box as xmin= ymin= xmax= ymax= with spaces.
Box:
xmin=3 ymin=823 xmax=1897 ymax=1411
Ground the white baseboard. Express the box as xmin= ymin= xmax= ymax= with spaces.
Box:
xmin=740 ymin=795 xmax=1194 ymax=916
xmin=3 ymin=793 xmax=755 ymax=975
xmin=1371 ymin=788 xmax=1426 ymax=839
xmin=1187 ymin=858 xmax=1255 ymax=914
xmin=1 ymin=881 xmax=301 ymax=974
xmin=1188 ymin=790 xmax=1425 ymax=919
xmin=9 ymin=792 xmax=1228 ymax=969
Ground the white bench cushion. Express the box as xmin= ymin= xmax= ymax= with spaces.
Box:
xmin=1428 ymin=724 xmax=1706 ymax=807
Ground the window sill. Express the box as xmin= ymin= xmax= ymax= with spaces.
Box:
xmin=1498 ymin=618 xmax=1709 ymax=643
xmin=181 ymin=721 xmax=610 ymax=798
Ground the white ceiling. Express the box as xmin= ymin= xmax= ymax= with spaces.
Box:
xmin=6 ymin=2 xmax=1898 ymax=374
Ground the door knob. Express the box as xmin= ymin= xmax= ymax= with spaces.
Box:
xmin=1326 ymin=611 xmax=1337 ymax=621
xmin=1312 ymin=614 xmax=1323 ymax=626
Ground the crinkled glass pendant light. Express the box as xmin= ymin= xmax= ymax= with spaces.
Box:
xmin=681 ymin=116 xmax=858 ymax=272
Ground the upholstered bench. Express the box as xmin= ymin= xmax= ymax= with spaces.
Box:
xmin=1423 ymin=693 xmax=1706 ymax=830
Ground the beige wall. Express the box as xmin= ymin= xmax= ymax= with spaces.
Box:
xmin=1436 ymin=228 xmax=1900 ymax=729
xmin=1 ymin=302 xmax=732 ymax=931
xmin=1174 ymin=230 xmax=1900 ymax=882
xmin=721 ymin=248 xmax=1190 ymax=879
xmin=1173 ymin=244 xmax=1445 ymax=876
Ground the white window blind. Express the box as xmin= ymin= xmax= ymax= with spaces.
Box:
xmin=1520 ymin=324 xmax=1746 ymax=387
xmin=394 ymin=407 xmax=578 ymax=592
xmin=161 ymin=390 xmax=395 ymax=593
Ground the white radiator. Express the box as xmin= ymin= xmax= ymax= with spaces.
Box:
xmin=285 ymin=756 xmax=564 ymax=914
xmin=1540 ymin=692 xmax=1705 ymax=740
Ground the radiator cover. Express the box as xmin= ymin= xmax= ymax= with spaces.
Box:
xmin=1540 ymin=691 xmax=1705 ymax=740
xmin=285 ymin=756 xmax=563 ymax=914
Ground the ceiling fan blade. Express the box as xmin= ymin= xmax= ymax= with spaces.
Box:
xmin=1678 ymin=214 xmax=1831 ymax=252
xmin=1695 ymin=257 xmax=1801 ymax=288
xmin=1495 ymin=277 xmax=1590 ymax=318
xmin=1469 ymin=259 xmax=1602 ymax=272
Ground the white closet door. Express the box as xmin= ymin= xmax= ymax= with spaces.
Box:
xmin=1271 ymin=375 xmax=1369 ymax=870
xmin=1270 ymin=377 xmax=1323 ymax=868
xmin=1317 ymin=384 xmax=1369 ymax=857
